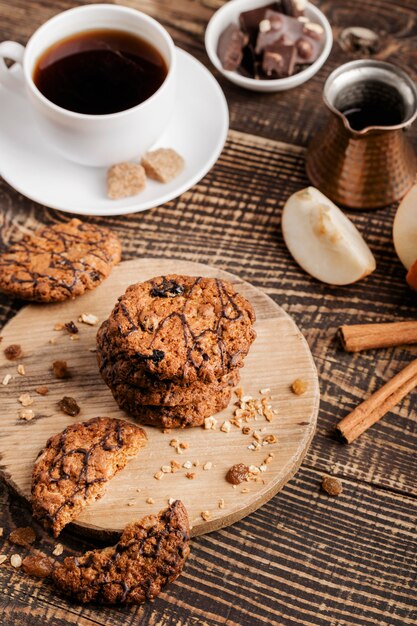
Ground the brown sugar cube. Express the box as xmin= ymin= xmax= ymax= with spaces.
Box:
xmin=107 ymin=163 xmax=146 ymax=200
xmin=142 ymin=148 xmax=184 ymax=183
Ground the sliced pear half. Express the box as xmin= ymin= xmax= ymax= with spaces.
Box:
xmin=282 ymin=187 xmax=376 ymax=285
xmin=393 ymin=184 xmax=417 ymax=270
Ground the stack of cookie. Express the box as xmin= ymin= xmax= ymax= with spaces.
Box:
xmin=96 ymin=274 xmax=256 ymax=428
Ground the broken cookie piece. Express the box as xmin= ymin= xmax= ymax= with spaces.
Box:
xmin=141 ymin=148 xmax=184 ymax=183
xmin=107 ymin=162 xmax=146 ymax=200
xmin=31 ymin=417 xmax=147 ymax=537
xmin=52 ymin=501 xmax=190 ymax=604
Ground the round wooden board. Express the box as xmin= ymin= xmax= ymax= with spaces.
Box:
xmin=0 ymin=258 xmax=319 ymax=538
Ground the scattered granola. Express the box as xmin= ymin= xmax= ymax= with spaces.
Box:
xmin=9 ymin=527 xmax=36 ymax=546
xmin=53 ymin=323 xmax=64 ymax=331
xmin=218 ymin=499 xmax=225 ymax=509
xmin=203 ymin=462 xmax=213 ymax=471
xmin=52 ymin=360 xmax=69 ymax=379
xmin=183 ymin=461 xmax=192 ymax=469
xmin=22 ymin=555 xmax=52 ymax=579
xmin=226 ymin=463 xmax=249 ymax=485
xmin=0 ymin=555 xmax=7 ymax=565
xmin=35 ymin=386 xmax=49 ymax=396
xmin=19 ymin=409 xmax=34 ymax=421
xmin=220 ymin=421 xmax=232 ymax=433
xmin=169 ymin=439 xmax=189 ymax=455
xmin=58 ymin=396 xmax=80 ymax=417
xmin=204 ymin=416 xmax=217 ymax=430
xmin=52 ymin=543 xmax=64 ymax=557
xmin=154 ymin=471 xmax=164 ymax=481
xmin=2 ymin=374 xmax=12 ymax=385
xmin=64 ymin=321 xmax=79 ymax=335
xmin=242 ymin=426 xmax=251 ymax=435
xmin=17 ymin=364 xmax=25 ymax=376
xmin=263 ymin=434 xmax=277 ymax=445
xmin=291 ymin=378 xmax=308 ymax=395
xmin=4 ymin=344 xmax=22 ymax=361
xmin=322 ymin=475 xmax=343 ymax=497
xmin=10 ymin=554 xmax=22 ymax=568
xmin=79 ymin=313 xmax=99 ymax=326
xmin=161 ymin=465 xmax=171 ymax=474
xmin=18 ymin=393 xmax=33 ymax=407
xmin=200 ymin=510 xmax=211 ymax=521
xmin=171 ymin=460 xmax=181 ymax=473
xmin=185 ymin=472 xmax=195 ymax=480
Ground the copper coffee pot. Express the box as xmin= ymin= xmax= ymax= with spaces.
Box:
xmin=306 ymin=60 xmax=417 ymax=210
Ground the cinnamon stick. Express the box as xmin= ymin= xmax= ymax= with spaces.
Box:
xmin=339 ymin=321 xmax=417 ymax=353
xmin=336 ymin=358 xmax=417 ymax=443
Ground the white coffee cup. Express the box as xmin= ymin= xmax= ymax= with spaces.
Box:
xmin=0 ymin=4 xmax=176 ymax=166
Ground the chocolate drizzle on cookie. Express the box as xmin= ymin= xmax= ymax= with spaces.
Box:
xmin=31 ymin=417 xmax=146 ymax=536
xmin=52 ymin=501 xmax=190 ymax=605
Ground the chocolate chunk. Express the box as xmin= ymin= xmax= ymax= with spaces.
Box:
xmin=255 ymin=14 xmax=285 ymax=54
xmin=238 ymin=43 xmax=260 ymax=79
xmin=240 ymin=3 xmax=282 ymax=43
xmin=64 ymin=321 xmax=79 ymax=335
xmin=281 ymin=0 xmax=306 ymax=17
xmin=262 ymin=41 xmax=297 ymax=77
xmin=58 ymin=396 xmax=80 ymax=417
xmin=217 ymin=23 xmax=248 ymax=71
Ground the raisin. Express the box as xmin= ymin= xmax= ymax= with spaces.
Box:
xmin=226 ymin=463 xmax=249 ymax=485
xmin=22 ymin=555 xmax=52 ymax=578
xmin=322 ymin=476 xmax=343 ymax=496
xmin=52 ymin=360 xmax=69 ymax=379
xmin=58 ymin=396 xmax=80 ymax=416
xmin=150 ymin=278 xmax=184 ymax=298
xmin=64 ymin=321 xmax=79 ymax=334
xmin=4 ymin=344 xmax=22 ymax=360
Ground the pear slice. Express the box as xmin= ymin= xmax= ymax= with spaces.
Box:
xmin=393 ymin=184 xmax=417 ymax=270
xmin=282 ymin=187 xmax=376 ymax=285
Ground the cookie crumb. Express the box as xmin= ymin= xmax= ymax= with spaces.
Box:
xmin=170 ymin=460 xmax=181 ymax=473
xmin=18 ymin=393 xmax=33 ymax=407
xmin=4 ymin=344 xmax=22 ymax=361
xmin=0 ymin=555 xmax=7 ymax=565
xmin=10 ymin=554 xmax=22 ymax=568
xmin=9 ymin=527 xmax=36 ymax=546
xmin=161 ymin=465 xmax=171 ymax=474
xmin=183 ymin=461 xmax=192 ymax=469
xmin=107 ymin=162 xmax=146 ymax=200
xmin=146 ymin=497 xmax=155 ymax=504
xmin=203 ymin=462 xmax=213 ymax=471
xmin=52 ymin=360 xmax=69 ymax=379
xmin=179 ymin=442 xmax=189 ymax=450
xmin=2 ymin=374 xmax=12 ymax=386
xmin=17 ymin=364 xmax=25 ymax=376
xmin=291 ymin=378 xmax=308 ymax=395
xmin=154 ymin=471 xmax=164 ymax=480
xmin=22 ymin=555 xmax=52 ymax=579
xmin=221 ymin=421 xmax=232 ymax=433
xmin=260 ymin=388 xmax=271 ymax=394
xmin=35 ymin=386 xmax=49 ymax=396
xmin=52 ymin=543 xmax=64 ymax=556
xmin=58 ymin=396 xmax=80 ymax=417
xmin=19 ymin=409 xmax=34 ymax=421
xmin=185 ymin=472 xmax=195 ymax=480
xmin=200 ymin=510 xmax=211 ymax=521
xmin=79 ymin=313 xmax=99 ymax=326
xmin=141 ymin=148 xmax=184 ymax=183
xmin=322 ymin=475 xmax=343 ymax=496
xmin=218 ymin=498 xmax=225 ymax=509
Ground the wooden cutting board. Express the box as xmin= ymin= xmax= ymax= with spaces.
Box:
xmin=0 ymin=258 xmax=319 ymax=538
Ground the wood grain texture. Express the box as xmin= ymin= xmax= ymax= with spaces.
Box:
xmin=0 ymin=258 xmax=318 ymax=537
xmin=1 ymin=0 xmax=417 ymax=624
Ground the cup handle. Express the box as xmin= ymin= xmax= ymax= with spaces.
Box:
xmin=0 ymin=41 xmax=25 ymax=95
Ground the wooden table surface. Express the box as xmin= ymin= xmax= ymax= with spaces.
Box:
xmin=1 ymin=1 xmax=417 ymax=624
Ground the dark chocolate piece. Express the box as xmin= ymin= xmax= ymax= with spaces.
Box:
xmin=239 ymin=3 xmax=281 ymax=44
xmin=217 ymin=23 xmax=248 ymax=71
xmin=281 ymin=0 xmax=306 ymax=17
xmin=262 ymin=41 xmax=297 ymax=77
xmin=255 ymin=13 xmax=285 ymax=54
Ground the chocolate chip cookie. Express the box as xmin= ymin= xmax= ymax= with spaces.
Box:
xmin=0 ymin=218 xmax=121 ymax=302
xmin=101 ymin=275 xmax=256 ymax=384
xmin=52 ymin=501 xmax=190 ymax=604
xmin=106 ymin=377 xmax=236 ymax=428
xmin=32 ymin=417 xmax=147 ymax=537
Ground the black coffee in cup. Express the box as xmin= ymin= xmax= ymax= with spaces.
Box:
xmin=33 ymin=29 xmax=168 ymax=115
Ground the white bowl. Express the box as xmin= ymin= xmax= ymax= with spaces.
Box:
xmin=205 ymin=0 xmax=333 ymax=92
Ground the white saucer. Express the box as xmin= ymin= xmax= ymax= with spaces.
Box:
xmin=0 ymin=48 xmax=229 ymax=216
